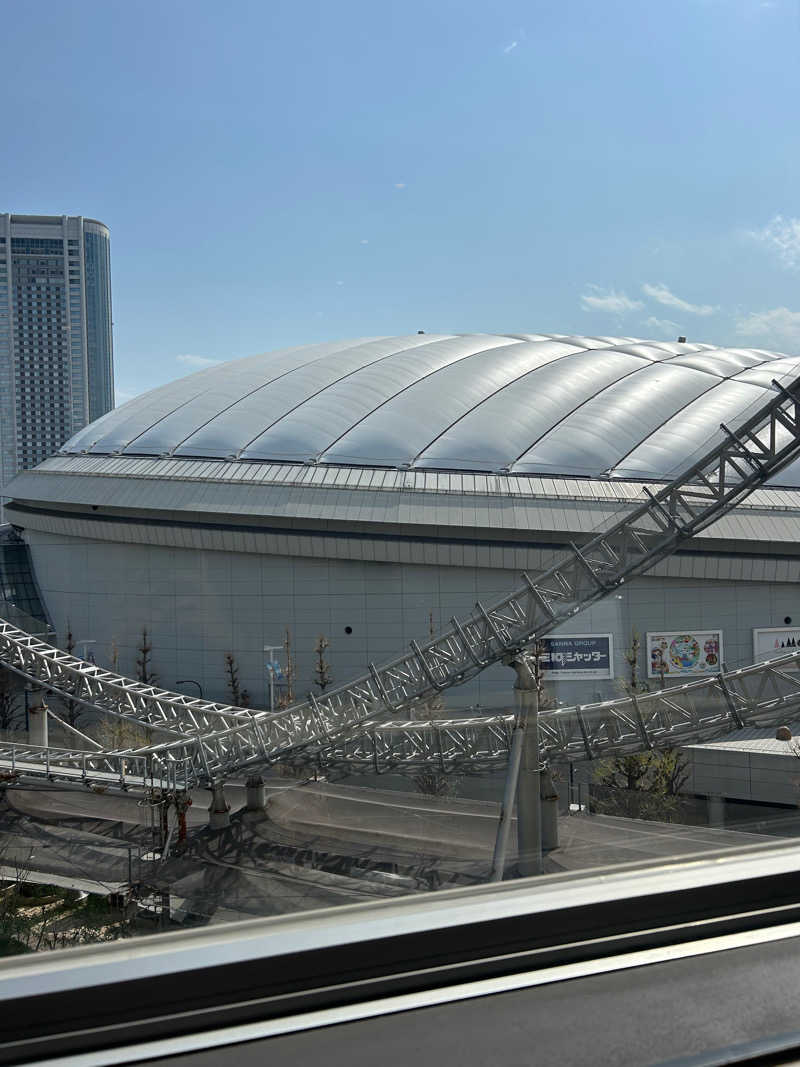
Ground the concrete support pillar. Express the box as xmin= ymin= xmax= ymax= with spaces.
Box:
xmin=208 ymin=780 xmax=231 ymax=830
xmin=514 ymin=661 xmax=542 ymax=877
xmin=245 ymin=774 xmax=266 ymax=812
xmin=707 ymin=793 xmax=725 ymax=829
xmin=26 ymin=687 xmax=48 ymax=748
xmin=540 ymin=767 xmax=560 ymax=851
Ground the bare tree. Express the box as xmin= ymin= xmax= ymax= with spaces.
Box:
xmin=622 ymin=628 xmax=647 ymax=697
xmin=593 ymin=629 xmax=688 ymax=821
xmin=109 ymin=638 xmax=120 ymax=673
xmin=413 ymin=611 xmax=446 ymax=720
xmin=275 ymin=627 xmax=296 ymax=709
xmin=61 ymin=622 xmax=82 ymax=728
xmin=135 ymin=628 xmax=157 ymax=685
xmin=224 ymin=652 xmax=242 ymax=705
xmin=313 ymin=635 xmax=333 ymax=693
xmin=0 ymin=668 xmax=22 ymax=734
xmin=92 ymin=716 xmax=151 ymax=752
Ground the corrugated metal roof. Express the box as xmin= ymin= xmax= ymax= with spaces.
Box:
xmin=9 ymin=468 xmax=799 ymax=550
xmin=25 ymin=453 xmax=800 ymax=515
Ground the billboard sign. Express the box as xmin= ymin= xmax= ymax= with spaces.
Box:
xmin=539 ymin=634 xmax=614 ymax=680
xmin=647 ymin=630 xmax=723 ymax=678
xmin=753 ymin=627 xmax=800 ymax=669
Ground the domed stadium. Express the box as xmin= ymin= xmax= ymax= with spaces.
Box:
xmin=4 ymin=332 xmax=800 ymax=709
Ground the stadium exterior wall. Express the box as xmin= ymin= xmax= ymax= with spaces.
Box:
xmin=14 ymin=521 xmax=800 ymax=711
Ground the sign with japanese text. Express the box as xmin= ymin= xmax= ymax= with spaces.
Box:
xmin=646 ymin=630 xmax=723 ymax=678
xmin=539 ymin=634 xmax=614 ymax=680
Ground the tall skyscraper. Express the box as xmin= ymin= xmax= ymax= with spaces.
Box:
xmin=0 ymin=214 xmax=114 ymax=496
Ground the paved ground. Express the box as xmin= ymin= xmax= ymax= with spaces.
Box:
xmin=0 ymin=776 xmax=786 ymax=928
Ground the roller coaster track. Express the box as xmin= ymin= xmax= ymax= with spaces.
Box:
xmin=287 ymin=648 xmax=800 ymax=776
xmin=2 ymin=650 xmax=800 ymax=789
xmin=0 ymin=374 xmax=800 ymax=787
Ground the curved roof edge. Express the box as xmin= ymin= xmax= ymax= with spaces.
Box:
xmin=11 ymin=453 xmax=800 ymax=513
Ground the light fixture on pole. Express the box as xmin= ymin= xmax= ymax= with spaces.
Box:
xmin=77 ymin=639 xmax=96 ymax=664
xmin=176 ymin=679 xmax=204 ymax=699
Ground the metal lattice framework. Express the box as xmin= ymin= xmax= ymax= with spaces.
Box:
xmin=287 ymin=648 xmax=800 ymax=775
xmin=0 ymin=374 xmax=800 ymax=786
xmin=3 ymin=650 xmax=800 ymax=788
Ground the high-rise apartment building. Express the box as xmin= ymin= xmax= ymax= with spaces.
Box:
xmin=0 ymin=214 xmax=114 ymax=494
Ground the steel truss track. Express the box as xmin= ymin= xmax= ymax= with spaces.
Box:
xmin=0 ymin=374 xmax=799 ymax=785
xmin=286 ymin=648 xmax=800 ymax=775
xmin=2 ymin=650 xmax=800 ymax=788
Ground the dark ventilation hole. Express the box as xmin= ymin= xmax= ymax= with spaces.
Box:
xmin=785 ymin=617 xmax=793 ymax=625
xmin=344 ymin=626 xmax=353 ymax=635
xmin=91 ymin=505 xmax=99 ymax=511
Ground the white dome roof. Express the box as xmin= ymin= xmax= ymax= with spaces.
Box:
xmin=62 ymin=333 xmax=800 ymax=480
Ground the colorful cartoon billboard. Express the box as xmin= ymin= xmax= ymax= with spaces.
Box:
xmin=646 ymin=630 xmax=723 ymax=678
xmin=539 ymin=634 xmax=614 ymax=680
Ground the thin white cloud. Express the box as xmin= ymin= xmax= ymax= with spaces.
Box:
xmin=114 ymin=387 xmax=141 ymax=405
xmin=176 ymin=354 xmax=220 ymax=368
xmin=360 ymin=239 xmax=369 ymax=245
xmin=644 ymin=315 xmax=680 ymax=335
xmin=748 ymin=215 xmax=800 ymax=270
xmin=580 ymin=285 xmax=643 ymax=314
xmin=736 ymin=306 xmax=800 ymax=350
xmin=394 ymin=182 xmax=406 ymax=189
xmin=503 ymin=40 xmax=518 ymax=53
xmin=642 ymin=282 xmax=715 ymax=316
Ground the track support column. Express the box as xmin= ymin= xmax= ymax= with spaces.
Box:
xmin=707 ymin=793 xmax=725 ymax=828
xmin=208 ymin=780 xmax=231 ymax=829
xmin=540 ymin=766 xmax=559 ymax=852
xmin=245 ymin=774 xmax=266 ymax=812
xmin=512 ymin=656 xmax=543 ymax=877
xmin=26 ymin=686 xmax=48 ymax=748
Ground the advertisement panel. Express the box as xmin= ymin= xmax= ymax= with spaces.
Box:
xmin=753 ymin=627 xmax=800 ymax=669
xmin=539 ymin=634 xmax=614 ymax=681
xmin=646 ymin=630 xmax=723 ymax=678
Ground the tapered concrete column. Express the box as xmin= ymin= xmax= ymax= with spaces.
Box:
xmin=208 ymin=780 xmax=230 ymax=829
xmin=26 ymin=687 xmax=48 ymax=748
xmin=540 ymin=767 xmax=559 ymax=851
xmin=512 ymin=658 xmax=542 ymax=877
xmin=245 ymin=774 xmax=266 ymax=812
xmin=707 ymin=793 xmax=725 ymax=828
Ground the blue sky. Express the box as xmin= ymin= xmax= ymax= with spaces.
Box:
xmin=4 ymin=0 xmax=800 ymax=402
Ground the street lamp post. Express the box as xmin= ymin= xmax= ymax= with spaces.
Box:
xmin=176 ymin=679 xmax=204 ymax=699
xmin=263 ymin=645 xmax=282 ymax=712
